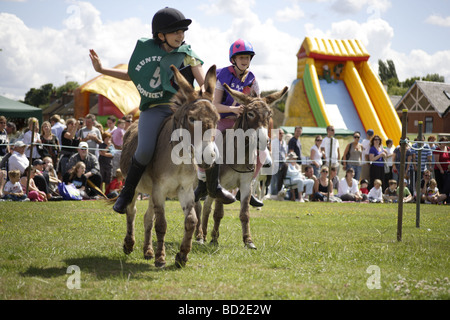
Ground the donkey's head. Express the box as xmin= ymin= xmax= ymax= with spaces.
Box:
xmin=170 ymin=64 xmax=220 ymax=169
xmin=224 ymin=84 xmax=288 ymax=149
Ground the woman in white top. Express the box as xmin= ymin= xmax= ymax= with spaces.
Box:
xmin=22 ymin=117 xmax=42 ymax=159
xmin=337 ymin=168 xmax=365 ymax=201
xmin=310 ymin=135 xmax=324 ymax=177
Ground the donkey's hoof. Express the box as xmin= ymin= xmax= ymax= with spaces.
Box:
xmin=123 ymin=245 xmax=133 ymax=255
xmin=195 ymin=238 xmax=204 ymax=245
xmin=209 ymin=239 xmax=219 ymax=246
xmin=154 ymin=260 xmax=166 ymax=268
xmin=245 ymin=242 xmax=257 ymax=250
xmin=175 ymin=253 xmax=188 ymax=268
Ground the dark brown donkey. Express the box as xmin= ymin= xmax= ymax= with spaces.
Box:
xmin=196 ymin=85 xmax=288 ymax=249
xmin=120 ymin=65 xmax=219 ymax=268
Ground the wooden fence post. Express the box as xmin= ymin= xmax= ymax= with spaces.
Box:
xmin=397 ymin=110 xmax=408 ymax=242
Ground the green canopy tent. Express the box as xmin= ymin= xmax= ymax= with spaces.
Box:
xmin=0 ymin=95 xmax=43 ymax=125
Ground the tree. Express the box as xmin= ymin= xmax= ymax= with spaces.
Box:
xmin=378 ymin=59 xmax=398 ymax=84
xmin=24 ymin=83 xmax=55 ymax=107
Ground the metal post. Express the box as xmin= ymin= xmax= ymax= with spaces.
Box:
xmin=26 ymin=121 xmax=36 ymax=195
xmin=397 ymin=110 xmax=408 ymax=242
xmin=327 ymin=137 xmax=333 ymax=202
xmin=415 ymin=121 xmax=423 ymax=228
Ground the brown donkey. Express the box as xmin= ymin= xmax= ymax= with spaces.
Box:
xmin=196 ymin=85 xmax=288 ymax=249
xmin=120 ymin=65 xmax=219 ymax=268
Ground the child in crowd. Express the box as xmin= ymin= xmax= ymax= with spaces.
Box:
xmin=426 ymin=179 xmax=447 ymax=204
xmin=2 ymin=170 xmax=27 ymax=201
xmin=359 ymin=179 xmax=369 ymax=196
xmin=383 ymin=179 xmax=398 ymax=203
xmin=99 ymin=132 xmax=115 ymax=195
xmin=368 ymin=179 xmax=383 ymax=203
xmin=20 ymin=167 xmax=47 ymax=202
xmin=66 ymin=161 xmax=90 ymax=199
xmin=107 ymin=168 xmax=124 ymax=198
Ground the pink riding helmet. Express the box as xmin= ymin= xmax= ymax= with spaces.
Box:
xmin=229 ymin=39 xmax=255 ymax=63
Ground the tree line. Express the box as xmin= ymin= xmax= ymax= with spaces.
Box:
xmin=378 ymin=59 xmax=445 ymax=96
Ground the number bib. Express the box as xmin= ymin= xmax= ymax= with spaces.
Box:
xmin=128 ymin=38 xmax=201 ymax=111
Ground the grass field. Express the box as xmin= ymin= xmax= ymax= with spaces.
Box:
xmin=0 ymin=199 xmax=449 ymax=300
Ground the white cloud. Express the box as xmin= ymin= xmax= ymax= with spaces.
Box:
xmin=276 ymin=4 xmax=305 ymax=22
xmin=425 ymin=14 xmax=450 ymax=27
xmin=331 ymin=0 xmax=391 ymax=15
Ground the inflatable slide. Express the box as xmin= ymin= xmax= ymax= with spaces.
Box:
xmin=284 ymin=37 xmax=401 ymax=144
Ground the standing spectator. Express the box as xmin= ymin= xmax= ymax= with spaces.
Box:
xmin=310 ymin=135 xmax=324 ymax=178
xmin=342 ymin=131 xmax=363 ymax=181
xmin=123 ymin=115 xmax=133 ymax=131
xmin=321 ymin=125 xmax=340 ymax=170
xmin=392 ymin=138 xmax=413 ymax=187
xmin=360 ymin=129 xmax=374 ymax=182
xmin=77 ymin=114 xmax=102 ymax=156
xmin=98 ymin=132 xmax=115 ymax=194
xmin=411 ymin=137 xmax=433 ymax=194
xmin=59 ymin=118 xmax=80 ymax=178
xmin=433 ymin=137 xmax=449 ymax=194
xmin=0 ymin=116 xmax=10 ymax=161
xmin=368 ymin=135 xmax=386 ymax=190
xmin=65 ymin=142 xmax=102 ymax=197
xmin=23 ymin=117 xmax=41 ymax=159
xmin=288 ymin=126 xmax=303 ymax=164
xmin=111 ymin=119 xmax=126 ymax=150
xmin=49 ymin=114 xmax=65 ymax=143
xmin=6 ymin=122 xmax=19 ymax=144
xmin=41 ymin=121 xmax=60 ymax=166
xmin=384 ymin=138 xmax=395 ymax=188
xmin=105 ymin=116 xmax=117 ymax=134
xmin=270 ymin=128 xmax=288 ymax=196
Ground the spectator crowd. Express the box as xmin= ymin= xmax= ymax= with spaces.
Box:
xmin=0 ymin=115 xmax=449 ymax=205
xmin=267 ymin=125 xmax=449 ymax=205
xmin=0 ymin=114 xmax=130 ymax=201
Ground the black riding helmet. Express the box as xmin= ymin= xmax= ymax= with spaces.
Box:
xmin=152 ymin=7 xmax=192 ymax=36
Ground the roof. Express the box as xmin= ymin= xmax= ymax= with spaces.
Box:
xmin=79 ymin=64 xmax=140 ymax=116
xmin=297 ymin=37 xmax=370 ymax=61
xmin=396 ymin=81 xmax=450 ymax=117
xmin=0 ymin=95 xmax=43 ymax=124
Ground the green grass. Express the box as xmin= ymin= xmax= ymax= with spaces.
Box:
xmin=0 ymin=199 xmax=449 ymax=300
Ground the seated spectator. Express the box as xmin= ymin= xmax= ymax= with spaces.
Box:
xmin=106 ymin=168 xmax=124 ymax=198
xmin=360 ymin=179 xmax=369 ymax=196
xmin=283 ymin=152 xmax=314 ymax=202
xmin=337 ymin=168 xmax=366 ymax=202
xmin=426 ymin=178 xmax=447 ymax=204
xmin=65 ymin=161 xmax=90 ymax=199
xmin=42 ymin=156 xmax=61 ymax=195
xmin=368 ymin=179 xmax=383 ymax=203
xmin=20 ymin=167 xmax=47 ymax=202
xmin=419 ymin=169 xmax=432 ymax=203
xmin=313 ymin=166 xmax=333 ymax=201
xmin=397 ymin=182 xmax=414 ymax=203
xmin=2 ymin=170 xmax=27 ymax=201
xmin=383 ymin=179 xmax=398 ymax=203
xmin=65 ymin=142 xmax=102 ymax=197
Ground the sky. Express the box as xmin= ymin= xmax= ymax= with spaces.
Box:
xmin=1 ymin=0 xmax=450 ymax=101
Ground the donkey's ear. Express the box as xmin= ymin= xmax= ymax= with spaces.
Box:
xmin=170 ymin=65 xmax=195 ymax=102
xmin=223 ymin=83 xmax=252 ymax=105
xmin=202 ymin=65 xmax=216 ymax=101
xmin=264 ymin=86 xmax=288 ymax=106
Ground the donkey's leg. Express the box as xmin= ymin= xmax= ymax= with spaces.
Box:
xmin=194 ymin=201 xmax=204 ymax=243
xmin=123 ymin=195 xmax=138 ymax=255
xmin=201 ymin=196 xmax=214 ymax=242
xmin=239 ymin=184 xmax=256 ymax=249
xmin=143 ymin=197 xmax=155 ymax=260
xmin=153 ymin=193 xmax=167 ymax=268
xmin=175 ymin=189 xmax=197 ymax=268
xmin=210 ymin=200 xmax=224 ymax=245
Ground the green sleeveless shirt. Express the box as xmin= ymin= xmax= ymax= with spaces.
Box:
xmin=128 ymin=38 xmax=203 ymax=111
